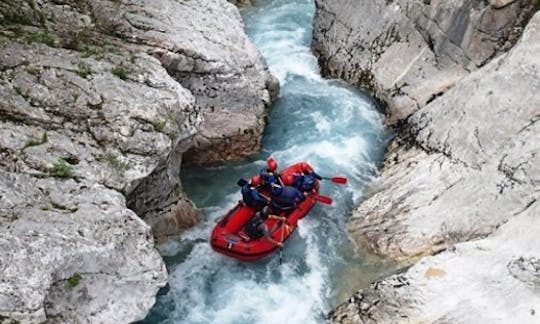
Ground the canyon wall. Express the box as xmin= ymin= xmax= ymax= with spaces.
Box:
xmin=0 ymin=0 xmax=276 ymax=322
xmin=313 ymin=1 xmax=540 ymax=322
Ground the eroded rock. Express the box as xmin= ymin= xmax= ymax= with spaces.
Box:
xmin=312 ymin=0 xmax=535 ymax=124
xmin=0 ymin=0 xmax=277 ymax=321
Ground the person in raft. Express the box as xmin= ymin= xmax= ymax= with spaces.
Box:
xmin=243 ymin=206 xmax=286 ymax=246
xmin=269 ymin=184 xmax=306 ymax=212
xmin=241 ymin=175 xmax=269 ymax=208
xmin=294 ymin=162 xmax=322 ymax=192
xmin=282 ymin=162 xmax=322 ymax=193
xmin=259 ymin=157 xmax=281 ymax=190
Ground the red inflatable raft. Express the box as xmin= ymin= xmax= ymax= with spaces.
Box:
xmin=210 ymin=162 xmax=322 ymax=261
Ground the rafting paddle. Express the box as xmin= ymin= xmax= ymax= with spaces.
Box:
xmin=321 ymin=176 xmax=347 ymax=184
xmin=312 ymin=194 xmax=332 ymax=205
xmin=278 ymin=221 xmax=285 ymax=265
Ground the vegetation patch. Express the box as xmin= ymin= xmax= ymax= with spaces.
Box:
xmin=49 ymin=158 xmax=75 ymax=178
xmin=24 ymin=30 xmax=55 ymax=46
xmin=67 ymin=273 xmax=81 ymax=288
xmin=105 ymin=152 xmax=129 ymax=172
xmin=111 ymin=65 xmax=129 ymax=80
xmin=153 ymin=119 xmax=167 ymax=132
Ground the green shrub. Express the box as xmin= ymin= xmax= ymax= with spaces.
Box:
xmin=111 ymin=65 xmax=128 ymax=80
xmin=67 ymin=273 xmax=81 ymax=288
xmin=49 ymin=158 xmax=74 ymax=178
xmin=153 ymin=120 xmax=166 ymax=132
xmin=105 ymin=152 xmax=129 ymax=171
xmin=24 ymin=30 xmax=55 ymax=46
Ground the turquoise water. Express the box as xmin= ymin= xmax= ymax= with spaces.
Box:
xmin=142 ymin=0 xmax=393 ymax=323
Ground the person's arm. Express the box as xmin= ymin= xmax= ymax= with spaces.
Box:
xmin=295 ymin=189 xmax=306 ymax=202
xmin=268 ymin=214 xmax=287 ymax=222
xmin=311 ymin=171 xmax=322 ymax=180
xmin=253 ymin=190 xmax=270 ymax=204
xmin=259 ymin=224 xmax=283 ymax=247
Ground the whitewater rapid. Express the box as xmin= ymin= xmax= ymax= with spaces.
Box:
xmin=143 ymin=1 xmax=392 ymax=323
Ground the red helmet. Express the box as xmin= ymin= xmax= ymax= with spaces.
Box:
xmin=300 ymin=162 xmax=313 ymax=174
xmin=250 ymin=175 xmax=261 ymax=186
xmin=267 ymin=157 xmax=277 ymax=172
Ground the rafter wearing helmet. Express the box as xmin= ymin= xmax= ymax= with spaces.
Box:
xmin=240 ymin=174 xmax=269 ymax=207
xmin=259 ymin=157 xmax=282 ymax=190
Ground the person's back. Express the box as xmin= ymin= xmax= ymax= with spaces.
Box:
xmin=292 ymin=162 xmax=321 ymax=193
xmin=259 ymin=157 xmax=281 ymax=190
xmin=241 ymin=175 xmax=268 ymax=207
xmin=270 ymin=185 xmax=305 ymax=211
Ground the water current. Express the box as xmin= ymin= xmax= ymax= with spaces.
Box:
xmin=143 ymin=0 xmax=395 ymax=322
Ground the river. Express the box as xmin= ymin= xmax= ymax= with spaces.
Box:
xmin=143 ymin=0 xmax=394 ymax=323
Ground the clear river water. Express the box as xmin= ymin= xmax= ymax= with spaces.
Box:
xmin=143 ymin=0 xmax=395 ymax=323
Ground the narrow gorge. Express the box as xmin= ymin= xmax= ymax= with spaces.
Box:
xmin=1 ymin=0 xmax=539 ymax=323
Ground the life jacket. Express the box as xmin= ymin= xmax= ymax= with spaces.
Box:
xmin=243 ymin=213 xmax=266 ymax=239
xmin=300 ymin=175 xmax=315 ymax=191
xmin=259 ymin=168 xmax=280 ymax=187
xmin=241 ymin=185 xmax=266 ymax=207
xmin=293 ymin=174 xmax=317 ymax=192
xmin=271 ymin=186 xmax=302 ymax=210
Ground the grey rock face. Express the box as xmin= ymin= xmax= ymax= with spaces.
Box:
xmin=312 ymin=0 xmax=535 ymax=124
xmin=0 ymin=171 xmax=167 ymax=323
xmin=100 ymin=0 xmax=279 ymax=163
xmin=331 ymin=201 xmax=540 ymax=323
xmin=0 ymin=0 xmax=276 ymax=321
xmin=349 ymin=11 xmax=540 ymax=262
xmin=329 ymin=11 xmax=540 ymax=324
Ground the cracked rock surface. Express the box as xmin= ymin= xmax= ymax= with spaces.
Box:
xmin=312 ymin=0 xmax=536 ymax=124
xmin=326 ymin=7 xmax=540 ymax=324
xmin=0 ymin=0 xmax=276 ymax=322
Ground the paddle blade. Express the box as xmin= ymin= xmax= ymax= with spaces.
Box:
xmin=237 ymin=178 xmax=248 ymax=186
xmin=313 ymin=194 xmax=332 ymax=205
xmin=330 ymin=176 xmax=347 ymax=184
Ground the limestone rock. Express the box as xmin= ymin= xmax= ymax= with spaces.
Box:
xmin=330 ymin=11 xmax=540 ymax=324
xmin=348 ymin=12 xmax=540 ymax=261
xmin=312 ymin=0 xmax=535 ymax=124
xmin=100 ymin=0 xmax=279 ymax=162
xmin=331 ymin=200 xmax=540 ymax=323
xmin=0 ymin=171 xmax=167 ymax=323
xmin=0 ymin=0 xmax=277 ymax=321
